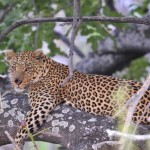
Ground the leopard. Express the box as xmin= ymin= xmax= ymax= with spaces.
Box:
xmin=5 ymin=49 xmax=150 ymax=149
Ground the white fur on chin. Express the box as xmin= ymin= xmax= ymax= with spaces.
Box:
xmin=15 ymin=88 xmax=25 ymax=93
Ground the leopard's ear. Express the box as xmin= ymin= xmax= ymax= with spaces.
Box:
xmin=33 ymin=49 xmax=44 ymax=60
xmin=5 ymin=49 xmax=15 ymax=62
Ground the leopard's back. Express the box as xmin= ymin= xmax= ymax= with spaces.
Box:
xmin=63 ymin=72 xmax=150 ymax=124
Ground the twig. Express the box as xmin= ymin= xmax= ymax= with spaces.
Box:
xmin=124 ymin=75 xmax=150 ymax=124
xmin=114 ymin=75 xmax=150 ymax=119
xmin=1 ymin=16 xmax=150 ymax=41
xmin=107 ymin=129 xmax=150 ymax=141
xmin=4 ymin=131 xmax=21 ymax=150
xmin=32 ymin=0 xmax=40 ymax=50
xmin=34 ymin=24 xmax=40 ymax=49
xmin=117 ymin=75 xmax=150 ymax=150
xmin=25 ymin=126 xmax=38 ymax=150
xmin=126 ymin=101 xmax=150 ymax=150
xmin=21 ymin=120 xmax=38 ymax=150
xmin=60 ymin=0 xmax=82 ymax=86
xmin=133 ymin=101 xmax=150 ymax=131
xmin=33 ymin=128 xmax=50 ymax=137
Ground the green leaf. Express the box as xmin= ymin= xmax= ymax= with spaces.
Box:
xmin=124 ymin=57 xmax=149 ymax=81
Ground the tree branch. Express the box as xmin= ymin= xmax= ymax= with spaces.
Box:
xmin=1 ymin=91 xmax=150 ymax=150
xmin=76 ymin=24 xmax=150 ymax=75
xmin=107 ymin=129 xmax=150 ymax=141
xmin=0 ymin=16 xmax=150 ymax=41
xmin=32 ymin=0 xmax=40 ymax=50
xmin=4 ymin=131 xmax=22 ymax=150
xmin=0 ymin=92 xmax=118 ymax=150
xmin=76 ymin=49 xmax=145 ymax=75
xmin=54 ymin=31 xmax=85 ymax=58
xmin=60 ymin=0 xmax=82 ymax=86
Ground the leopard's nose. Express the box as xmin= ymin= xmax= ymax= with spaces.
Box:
xmin=14 ymin=78 xmax=23 ymax=85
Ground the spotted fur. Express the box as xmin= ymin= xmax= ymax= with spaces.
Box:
xmin=5 ymin=50 xmax=150 ymax=149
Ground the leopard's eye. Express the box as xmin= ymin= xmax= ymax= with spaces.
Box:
xmin=36 ymin=56 xmax=41 ymax=60
xmin=10 ymin=65 xmax=16 ymax=70
xmin=10 ymin=61 xmax=17 ymax=70
xmin=36 ymin=56 xmax=43 ymax=60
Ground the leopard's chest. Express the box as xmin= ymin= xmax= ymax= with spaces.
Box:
xmin=28 ymin=79 xmax=64 ymax=107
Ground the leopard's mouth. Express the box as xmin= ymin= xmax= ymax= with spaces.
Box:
xmin=14 ymin=83 xmax=29 ymax=93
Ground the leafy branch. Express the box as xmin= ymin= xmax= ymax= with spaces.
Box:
xmin=0 ymin=16 xmax=150 ymax=41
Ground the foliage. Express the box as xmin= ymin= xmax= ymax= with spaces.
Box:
xmin=130 ymin=0 xmax=150 ymax=16
xmin=124 ymin=57 xmax=149 ymax=81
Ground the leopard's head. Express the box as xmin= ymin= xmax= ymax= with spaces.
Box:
xmin=5 ymin=49 xmax=47 ymax=92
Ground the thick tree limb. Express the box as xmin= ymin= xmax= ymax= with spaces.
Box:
xmin=76 ymin=50 xmax=144 ymax=75
xmin=76 ymin=24 xmax=150 ymax=75
xmin=0 ymin=92 xmax=117 ymax=150
xmin=0 ymin=91 xmax=150 ymax=150
xmin=0 ymin=16 xmax=150 ymax=41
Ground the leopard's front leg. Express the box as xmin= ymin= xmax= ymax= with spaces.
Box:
xmin=14 ymin=99 xmax=58 ymax=150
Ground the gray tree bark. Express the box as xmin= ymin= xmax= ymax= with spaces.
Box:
xmin=76 ymin=24 xmax=150 ymax=75
xmin=0 ymin=92 xmax=150 ymax=150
